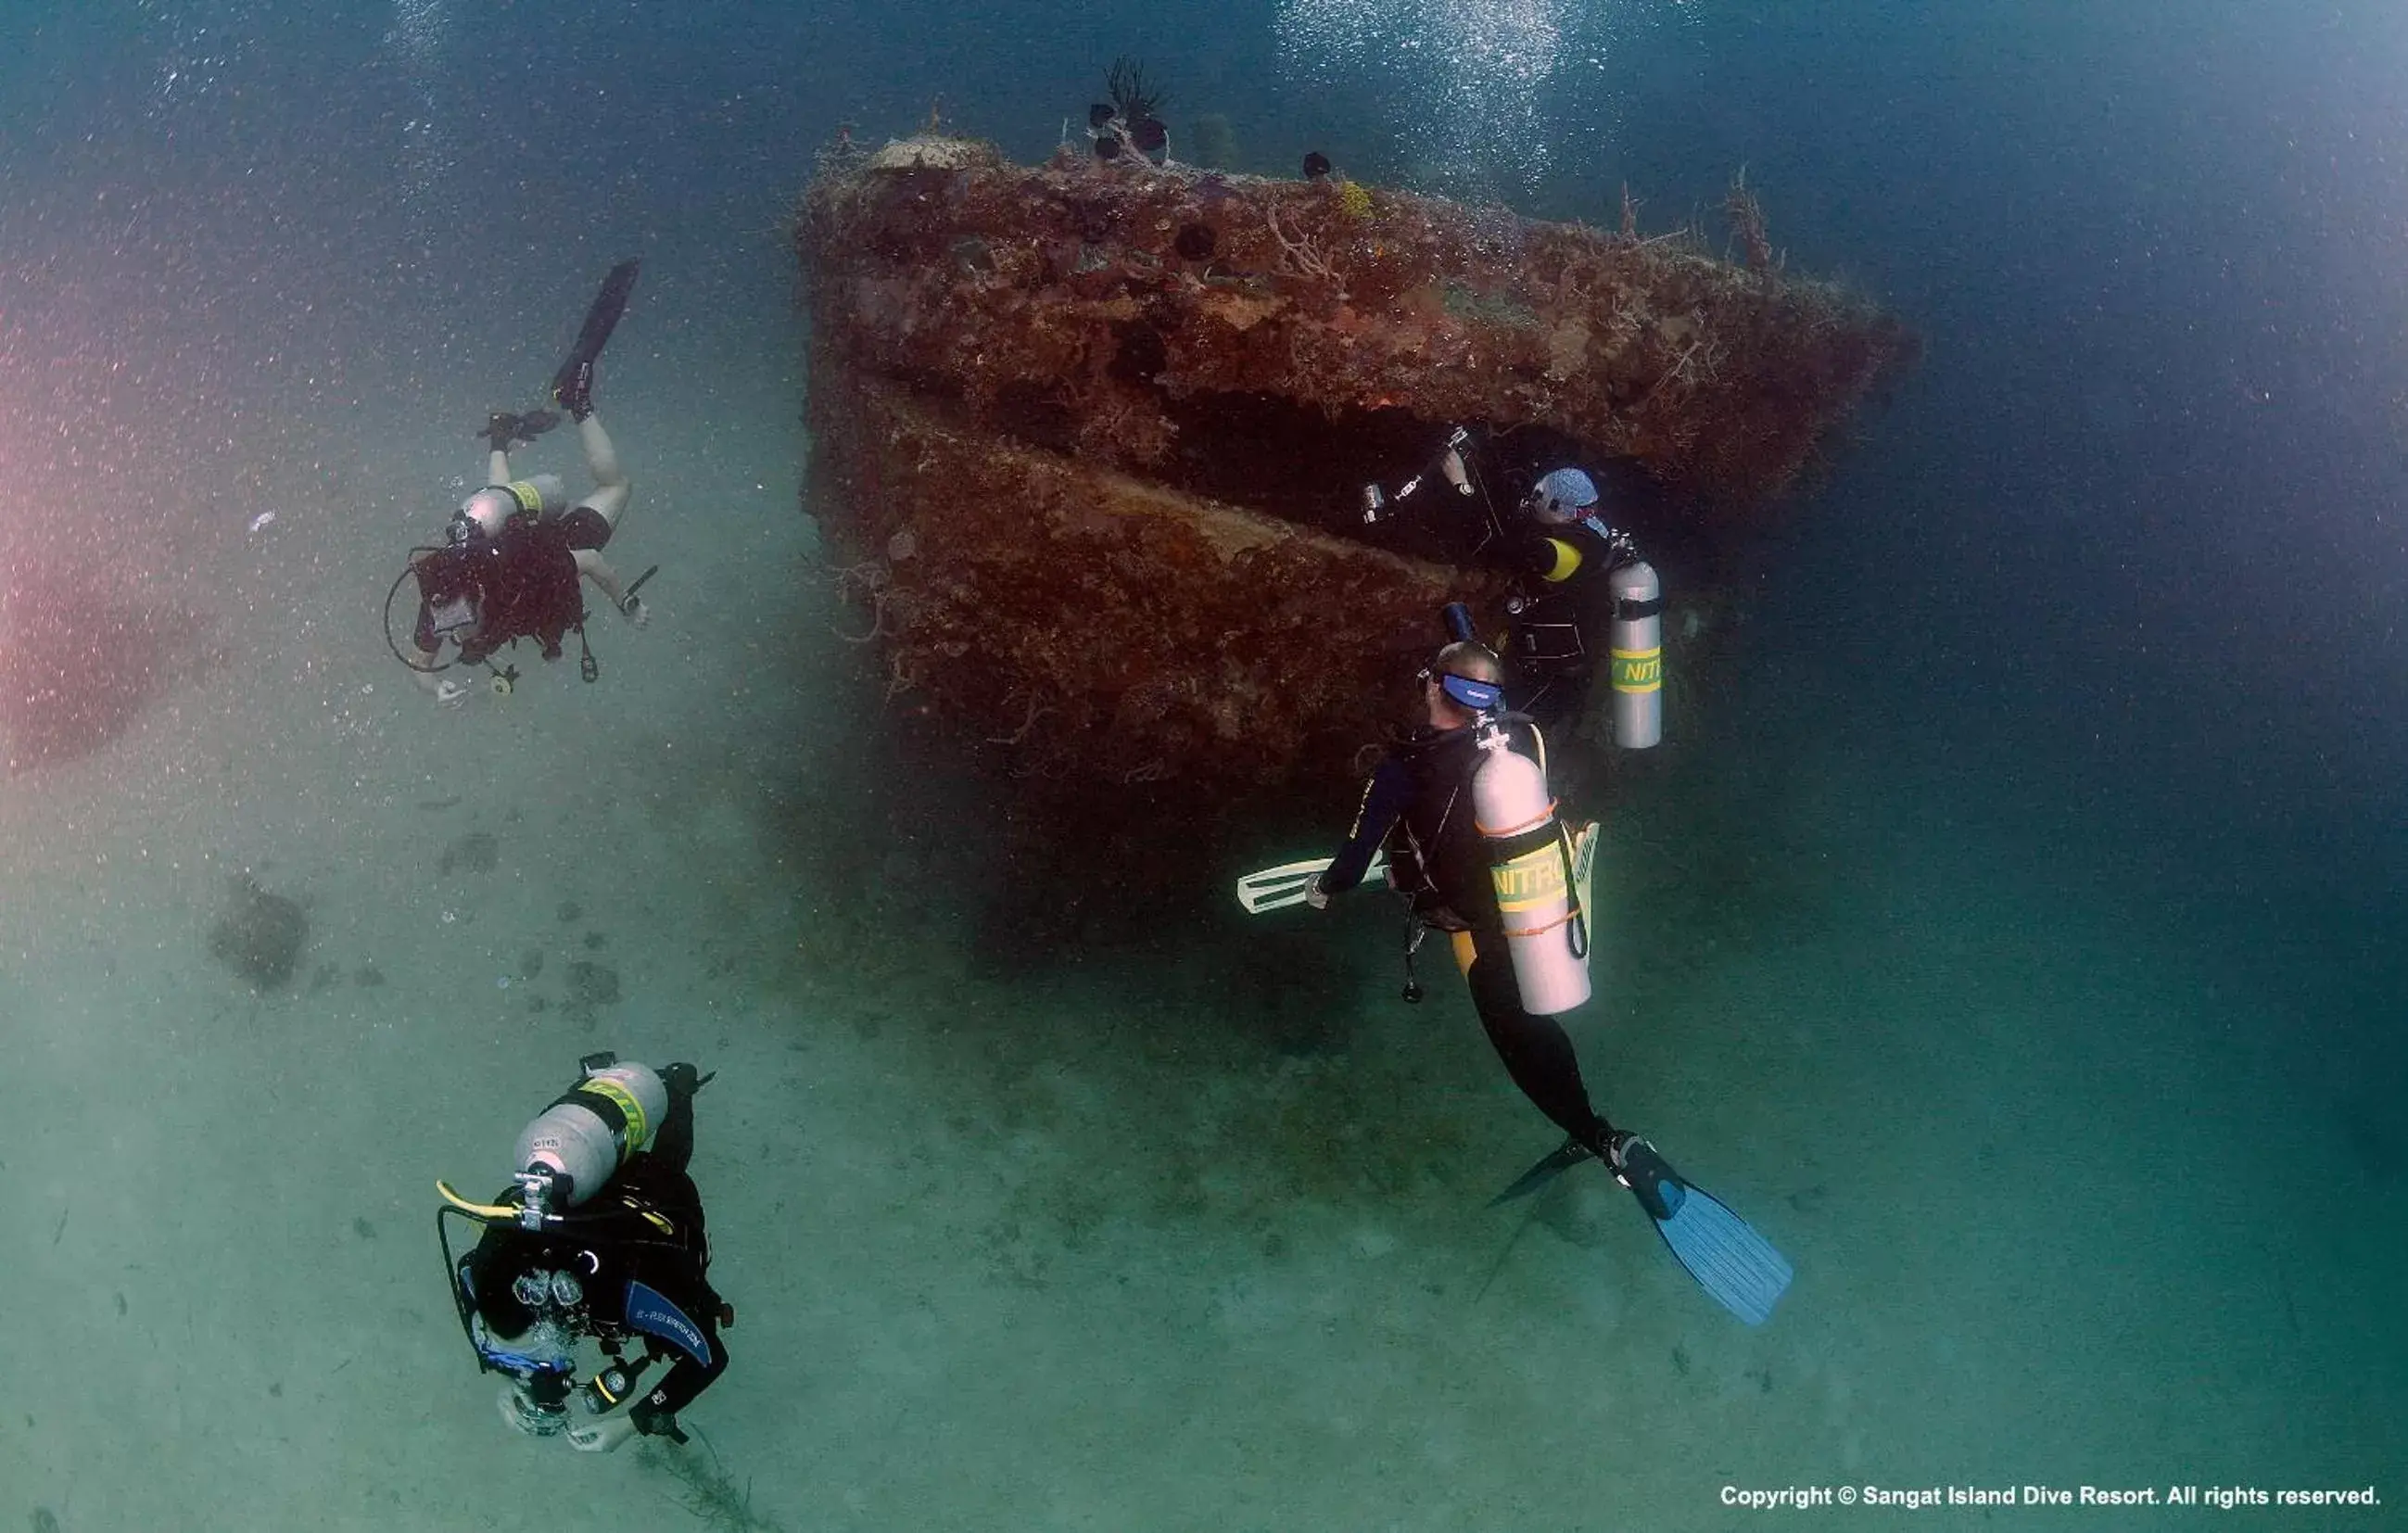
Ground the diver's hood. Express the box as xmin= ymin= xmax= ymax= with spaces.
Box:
xmin=457 ymin=487 xmax=520 ymax=539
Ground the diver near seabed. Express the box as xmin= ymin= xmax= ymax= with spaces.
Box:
xmin=387 ymin=260 xmax=656 ymax=705
xmin=437 ymin=1053 xmax=731 ymax=1451
xmin=1253 ymin=604 xmax=1790 ymax=1325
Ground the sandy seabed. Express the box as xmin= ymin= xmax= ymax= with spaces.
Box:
xmin=2 ymin=372 xmax=2399 ymax=1533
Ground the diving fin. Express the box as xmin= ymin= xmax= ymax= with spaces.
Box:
xmin=1487 ymin=1136 xmax=1593 ymax=1207
xmin=1609 ymin=1133 xmax=1793 ymax=1326
xmin=1236 ymin=853 xmax=1389 ymax=913
xmin=550 ymin=259 xmax=641 ymax=418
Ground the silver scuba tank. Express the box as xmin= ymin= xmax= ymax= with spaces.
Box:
xmin=1608 ymin=558 xmax=1663 ymax=749
xmin=509 ymin=1059 xmax=667 ymax=1217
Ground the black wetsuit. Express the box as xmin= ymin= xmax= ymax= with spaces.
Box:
xmin=412 ymin=507 xmax=614 ymax=665
xmin=1320 ymin=719 xmax=1613 ymax=1156
xmin=1501 ymin=516 xmax=1625 ymax=729
xmin=460 ymin=1067 xmax=727 ymax=1437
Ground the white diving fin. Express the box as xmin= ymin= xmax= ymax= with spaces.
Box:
xmin=1235 ymin=854 xmax=1387 ymax=914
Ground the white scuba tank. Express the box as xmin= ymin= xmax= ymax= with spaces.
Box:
xmin=1471 ymin=732 xmax=1591 ymax=1015
xmin=456 ymin=475 xmax=570 ymax=538
xmin=509 ymin=1061 xmax=667 ymax=1210
xmin=1608 ymin=559 xmax=1663 ymax=749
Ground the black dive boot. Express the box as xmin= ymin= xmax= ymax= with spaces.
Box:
xmin=1486 ymin=1117 xmax=1616 ymax=1207
xmin=551 ymin=359 xmax=595 ymax=422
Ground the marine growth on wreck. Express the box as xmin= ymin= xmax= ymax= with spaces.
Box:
xmin=794 ymin=126 xmax=1913 ymax=795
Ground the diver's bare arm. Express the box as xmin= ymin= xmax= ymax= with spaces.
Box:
xmin=574 ymin=548 xmax=628 ymax=607
xmin=408 ymin=645 xmax=447 ymax=695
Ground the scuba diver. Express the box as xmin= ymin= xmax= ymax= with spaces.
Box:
xmin=1299 ymin=616 xmax=1789 ymax=1326
xmin=1360 ymin=435 xmax=1661 ymax=743
xmin=1305 ymin=632 xmax=1615 ymax=1154
xmin=1500 ymin=467 xmax=1654 ymax=736
xmin=438 ymin=1053 xmax=730 ymax=1451
xmin=394 ymin=260 xmax=653 ymax=706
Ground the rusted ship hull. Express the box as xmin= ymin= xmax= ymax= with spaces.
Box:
xmin=811 ymin=379 xmax=1501 ymax=791
xmin=796 ymin=136 xmax=1910 ymax=792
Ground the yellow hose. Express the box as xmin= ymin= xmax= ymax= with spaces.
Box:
xmin=436 ymin=1180 xmax=517 ymax=1221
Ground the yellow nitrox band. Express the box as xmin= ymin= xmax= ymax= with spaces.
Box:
xmin=577 ymin=1076 xmax=652 ymax=1152
xmin=1491 ymin=843 xmax=1567 ymax=915
xmin=1611 ymin=645 xmax=1662 ymax=694
xmin=505 ymin=479 xmax=548 ymax=514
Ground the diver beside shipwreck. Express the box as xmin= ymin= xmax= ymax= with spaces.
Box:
xmin=792 ymin=101 xmax=1913 ymax=800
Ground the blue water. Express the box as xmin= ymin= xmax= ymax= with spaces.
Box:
xmin=0 ymin=1 xmax=2400 ymax=1527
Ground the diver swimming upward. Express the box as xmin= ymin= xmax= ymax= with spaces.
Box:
xmin=394 ymin=260 xmax=653 ymax=705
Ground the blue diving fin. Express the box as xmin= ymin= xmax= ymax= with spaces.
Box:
xmin=1609 ymin=1134 xmax=1793 ymax=1326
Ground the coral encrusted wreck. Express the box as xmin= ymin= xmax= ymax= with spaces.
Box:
xmin=795 ymin=133 xmax=1911 ymax=794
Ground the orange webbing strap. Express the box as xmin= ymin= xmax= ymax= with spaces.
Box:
xmin=1475 ymin=799 xmax=1559 ymax=839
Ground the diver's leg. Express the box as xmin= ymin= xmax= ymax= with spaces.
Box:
xmin=576 ymin=414 xmax=631 ymax=530
xmin=1466 ymin=948 xmax=1612 ymax=1155
xmin=488 ymin=448 xmax=510 ymax=485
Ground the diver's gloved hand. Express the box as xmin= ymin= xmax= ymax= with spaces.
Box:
xmin=564 ymin=1414 xmax=638 ymax=1453
xmin=1303 ymin=875 xmax=1331 ymax=911
xmin=478 ymin=412 xmax=521 ymax=454
xmin=619 ymin=591 xmax=650 ymax=629
xmin=434 ymin=678 xmax=474 ymax=708
xmin=630 ymin=1401 xmax=691 ymax=1444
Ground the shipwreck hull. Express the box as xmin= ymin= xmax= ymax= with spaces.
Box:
xmin=797 ymin=135 xmax=1911 ymax=792
xmin=813 ymin=379 xmax=1504 ymax=791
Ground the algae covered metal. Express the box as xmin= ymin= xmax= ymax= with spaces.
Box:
xmin=794 ymin=133 xmax=1911 ymax=792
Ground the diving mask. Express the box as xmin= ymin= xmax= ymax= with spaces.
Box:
xmin=1419 ymin=665 xmax=1502 ymax=714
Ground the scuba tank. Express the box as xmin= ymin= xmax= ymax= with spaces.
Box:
xmin=511 ymin=474 xmax=569 ymax=517
xmin=455 ymin=474 xmax=569 ymax=541
xmin=1607 ymin=556 xmax=1664 ymax=749
xmin=507 ymin=1054 xmax=667 ymax=1225
xmin=1470 ymin=713 xmax=1591 ymax=1017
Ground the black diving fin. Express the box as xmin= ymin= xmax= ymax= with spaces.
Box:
xmin=550 ymin=259 xmax=641 ymax=416
xmin=1487 ymin=1136 xmax=1593 ymax=1207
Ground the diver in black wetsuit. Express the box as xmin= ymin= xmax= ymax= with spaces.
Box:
xmin=1498 ymin=467 xmax=1636 ymax=732
xmin=1303 ymin=640 xmax=1616 ymax=1160
xmin=1292 ymin=639 xmax=1796 ymax=1326
xmin=1360 ymin=437 xmax=1645 ymax=737
xmin=452 ymin=1058 xmax=729 ymax=1452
